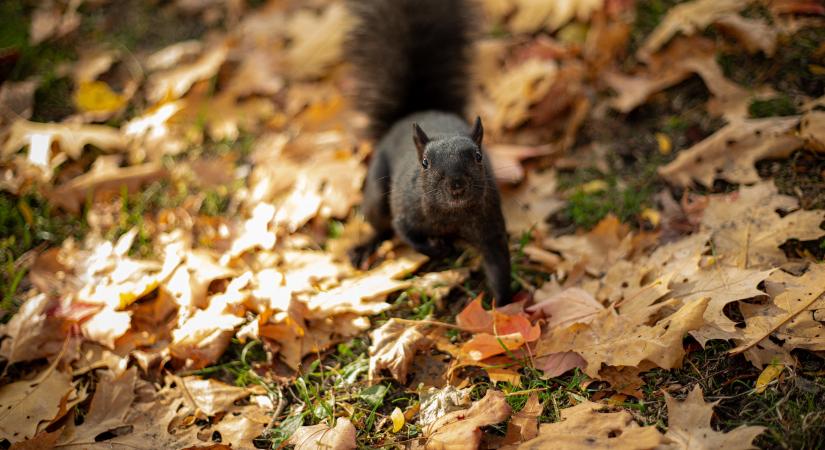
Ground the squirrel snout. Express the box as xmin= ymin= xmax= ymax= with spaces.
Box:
xmin=448 ymin=178 xmax=467 ymax=195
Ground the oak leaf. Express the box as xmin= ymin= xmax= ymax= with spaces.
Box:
xmin=662 ymin=386 xmax=764 ymax=449
xmin=423 ymin=389 xmax=511 ymax=450
xmin=287 ymin=417 xmax=357 ymax=450
xmin=0 ymin=364 xmax=74 ymax=442
xmin=516 ymin=401 xmax=662 ymax=449
xmin=368 ymin=318 xmax=431 ymax=383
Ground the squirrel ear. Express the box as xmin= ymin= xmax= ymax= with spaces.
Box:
xmin=412 ymin=123 xmax=429 ymax=160
xmin=470 ymin=116 xmax=483 ymax=147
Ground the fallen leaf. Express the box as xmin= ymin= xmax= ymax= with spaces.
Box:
xmin=800 ymin=110 xmax=825 ymax=152
xmin=502 ymin=393 xmax=543 ymax=445
xmin=714 ymin=14 xmax=778 ymax=56
xmin=527 ymin=287 xmax=604 ymax=329
xmin=285 ymin=4 xmax=354 ymax=80
xmin=73 ymin=80 xmax=128 ymax=114
xmin=178 ymin=376 xmax=260 ymax=417
xmin=755 ymin=363 xmax=784 ymax=393
xmin=391 ymin=407 xmax=405 ymax=433
xmin=637 ymin=0 xmax=749 ymax=60
xmin=288 ymin=417 xmax=356 ymax=450
xmin=146 ymin=42 xmax=228 ymax=102
xmin=489 ymin=58 xmax=558 ymax=131
xmin=423 ymin=389 xmax=511 ymax=450
xmin=418 ymin=386 xmax=473 ymax=428
xmin=30 ymin=0 xmax=81 ymax=45
xmin=368 ymin=318 xmax=431 ymax=383
xmin=0 ymin=79 xmax=38 ymax=123
xmin=56 ymin=368 xmax=137 ymax=447
xmin=501 ymin=169 xmax=565 ymax=234
xmin=516 ymin=400 xmax=663 ymax=449
xmin=2 ymin=119 xmax=127 ymax=161
xmin=699 ymin=181 xmax=825 ymax=269
xmin=0 ymin=363 xmax=74 ymax=442
xmin=662 ymin=386 xmax=764 ymax=449
xmin=0 ymin=294 xmax=65 ymax=364
xmin=658 ymin=117 xmax=803 ymax=187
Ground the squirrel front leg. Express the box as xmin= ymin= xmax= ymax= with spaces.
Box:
xmin=474 ymin=228 xmax=512 ymax=305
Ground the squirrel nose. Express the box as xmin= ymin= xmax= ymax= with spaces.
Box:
xmin=449 ymin=179 xmax=466 ymax=193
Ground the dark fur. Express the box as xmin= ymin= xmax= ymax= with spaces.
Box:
xmin=347 ymin=0 xmax=512 ymax=304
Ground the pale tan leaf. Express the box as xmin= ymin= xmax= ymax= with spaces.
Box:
xmin=56 ymin=368 xmax=137 ymax=447
xmin=288 ymin=417 xmax=356 ymax=450
xmin=0 ymin=294 xmax=65 ymax=364
xmin=800 ymin=110 xmax=825 ymax=152
xmin=516 ymin=401 xmax=663 ymax=449
xmin=2 ymin=120 xmax=127 ymax=161
xmin=30 ymin=0 xmax=81 ymax=45
xmin=285 ymin=4 xmax=354 ymax=80
xmin=714 ymin=14 xmax=778 ymax=56
xmin=368 ymin=318 xmax=431 ymax=383
xmin=502 ymin=393 xmax=542 ymax=445
xmin=663 ymin=386 xmax=764 ymax=449
xmin=0 ymin=364 xmax=74 ymax=442
xmin=423 ymin=390 xmax=511 ymax=450
xmin=527 ymin=287 xmax=604 ymax=329
xmin=146 ymin=42 xmax=228 ymax=102
xmin=179 ymin=377 xmax=259 ymax=417
xmin=699 ymin=181 xmax=825 ymax=269
xmin=49 ymin=161 xmax=166 ymax=213
xmin=658 ymin=118 xmax=803 ymax=187
xmin=637 ymin=0 xmax=749 ymax=60
xmin=501 ymin=169 xmax=565 ymax=234
xmin=489 ymin=59 xmax=558 ymax=131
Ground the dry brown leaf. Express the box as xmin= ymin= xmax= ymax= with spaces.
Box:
xmin=288 ymin=417 xmax=357 ymax=450
xmin=0 ymin=363 xmax=74 ymax=442
xmin=637 ymin=0 xmax=749 ymax=60
xmin=501 ymin=169 xmax=564 ymax=235
xmin=699 ymin=181 xmax=825 ymax=269
xmin=2 ymin=119 xmax=127 ymax=163
xmin=418 ymin=386 xmax=473 ymax=427
xmin=527 ymin=287 xmax=604 ymax=329
xmin=303 ymin=251 xmax=428 ymax=318
xmin=504 ymin=0 xmax=605 ymax=34
xmin=536 ymin=297 xmax=708 ymax=389
xmin=714 ymin=14 xmax=778 ymax=56
xmin=30 ymin=0 xmax=81 ymax=45
xmin=732 ymin=265 xmax=825 ymax=356
xmin=285 ymin=4 xmax=354 ymax=80
xmin=0 ymin=294 xmax=65 ymax=364
xmin=489 ymin=59 xmax=558 ymax=131
xmin=368 ymin=318 xmax=431 ymax=383
xmin=0 ymin=80 xmax=37 ymax=124
xmin=423 ymin=389 xmax=511 ymax=450
xmin=211 ymin=406 xmax=267 ymax=449
xmin=146 ymin=42 xmax=228 ymax=102
xmin=487 ymin=143 xmax=558 ymax=184
xmin=178 ymin=376 xmax=260 ymax=417
xmin=658 ymin=118 xmax=803 ymax=187
xmin=56 ymin=368 xmax=137 ymax=447
xmin=516 ymin=401 xmax=663 ymax=449
xmin=9 ymin=429 xmax=63 ymax=450
xmin=800 ymin=110 xmax=825 ymax=152
xmin=662 ymin=386 xmax=764 ymax=449
xmin=49 ymin=161 xmax=167 ymax=213
xmin=502 ymin=393 xmax=542 ymax=446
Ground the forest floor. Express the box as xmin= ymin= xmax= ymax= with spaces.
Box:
xmin=1 ymin=0 xmax=824 ymax=449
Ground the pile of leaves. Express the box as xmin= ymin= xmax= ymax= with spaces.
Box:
xmin=0 ymin=0 xmax=824 ymax=448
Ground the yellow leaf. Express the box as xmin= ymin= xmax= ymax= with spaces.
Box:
xmin=640 ymin=208 xmax=661 ymax=227
xmin=655 ymin=132 xmax=672 ymax=155
xmin=73 ymin=81 xmax=126 ymax=113
xmin=580 ymin=179 xmax=608 ymax=194
xmin=391 ymin=407 xmax=405 ymax=433
xmin=755 ymin=363 xmax=784 ymax=394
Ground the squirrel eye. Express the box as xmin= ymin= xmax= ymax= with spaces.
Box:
xmin=421 ymin=158 xmax=429 ymax=169
xmin=474 ymin=151 xmax=482 ymax=162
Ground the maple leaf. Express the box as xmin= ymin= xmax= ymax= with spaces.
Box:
xmin=662 ymin=386 xmax=764 ymax=449
xmin=699 ymin=181 xmax=825 ymax=269
xmin=368 ymin=318 xmax=431 ymax=384
xmin=0 ymin=363 xmax=75 ymax=442
xmin=177 ymin=376 xmax=262 ymax=417
xmin=423 ymin=389 xmax=511 ymax=450
xmin=287 ymin=417 xmax=357 ymax=450
xmin=456 ymin=296 xmax=540 ymax=361
xmin=658 ymin=118 xmax=803 ymax=188
xmin=516 ymin=401 xmax=663 ymax=449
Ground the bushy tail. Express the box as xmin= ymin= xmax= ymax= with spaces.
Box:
xmin=346 ymin=0 xmax=475 ymax=139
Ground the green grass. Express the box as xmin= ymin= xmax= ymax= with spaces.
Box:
xmin=0 ymin=193 xmax=86 ymax=319
xmin=749 ymin=96 xmax=799 ymax=118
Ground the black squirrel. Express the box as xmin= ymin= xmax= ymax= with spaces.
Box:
xmin=346 ymin=0 xmax=512 ymax=304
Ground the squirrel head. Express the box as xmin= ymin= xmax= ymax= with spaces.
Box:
xmin=412 ymin=117 xmax=489 ymax=209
